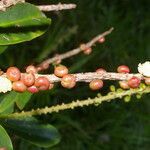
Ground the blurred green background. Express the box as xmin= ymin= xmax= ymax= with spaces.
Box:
xmin=0 ymin=0 xmax=150 ymax=149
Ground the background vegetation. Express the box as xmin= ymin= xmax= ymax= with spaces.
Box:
xmin=0 ymin=0 xmax=149 ymax=149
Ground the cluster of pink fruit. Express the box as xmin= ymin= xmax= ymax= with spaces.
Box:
xmin=4 ymin=37 xmax=107 ymax=93
xmin=88 ymin=65 xmax=149 ymax=91
xmin=80 ymin=37 xmax=105 ymax=55
xmin=117 ymin=65 xmax=141 ymax=89
xmin=93 ymin=65 xmax=150 ymax=91
xmin=117 ymin=65 xmax=150 ymax=89
xmin=6 ymin=66 xmax=53 ymax=93
xmin=5 ymin=65 xmax=77 ymax=93
xmin=5 ymin=64 xmax=149 ymax=93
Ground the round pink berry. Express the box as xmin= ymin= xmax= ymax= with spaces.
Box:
xmin=89 ymin=79 xmax=104 ymax=90
xmin=6 ymin=67 xmax=21 ymax=81
xmin=26 ymin=65 xmax=37 ymax=74
xmin=98 ymin=37 xmax=105 ymax=43
xmin=96 ymin=68 xmax=106 ymax=73
xmin=119 ymin=81 xmax=130 ymax=89
xmin=35 ymin=76 xmax=50 ymax=91
xmin=117 ymin=65 xmax=130 ymax=73
xmin=128 ymin=77 xmax=141 ymax=88
xmin=27 ymin=85 xmax=39 ymax=93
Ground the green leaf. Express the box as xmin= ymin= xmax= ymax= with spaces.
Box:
xmin=0 ymin=45 xmax=8 ymax=54
xmin=0 ymin=3 xmax=51 ymax=45
xmin=19 ymin=139 xmax=42 ymax=150
xmin=1 ymin=118 xmax=61 ymax=148
xmin=15 ymin=92 xmax=32 ymax=110
xmin=0 ymin=91 xmax=17 ymax=114
xmin=0 ymin=125 xmax=13 ymax=150
xmin=0 ymin=91 xmax=32 ymax=114
xmin=0 ymin=103 xmax=14 ymax=115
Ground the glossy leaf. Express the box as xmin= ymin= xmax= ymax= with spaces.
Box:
xmin=2 ymin=118 xmax=61 ymax=148
xmin=19 ymin=140 xmax=41 ymax=150
xmin=0 ymin=91 xmax=17 ymax=114
xmin=0 ymin=103 xmax=14 ymax=115
xmin=15 ymin=92 xmax=32 ymax=110
xmin=0 ymin=91 xmax=32 ymax=114
xmin=0 ymin=125 xmax=13 ymax=150
xmin=0 ymin=90 xmax=33 ymax=114
xmin=0 ymin=45 xmax=8 ymax=54
xmin=0 ymin=3 xmax=51 ymax=45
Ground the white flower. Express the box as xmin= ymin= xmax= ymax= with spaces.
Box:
xmin=0 ymin=76 xmax=12 ymax=93
xmin=138 ymin=61 xmax=150 ymax=77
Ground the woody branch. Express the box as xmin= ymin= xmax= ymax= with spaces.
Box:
xmin=0 ymin=0 xmax=76 ymax=11
xmin=1 ymin=72 xmax=144 ymax=83
xmin=35 ymin=72 xmax=143 ymax=83
xmin=37 ymin=27 xmax=114 ymax=70
xmin=37 ymin=3 xmax=76 ymax=11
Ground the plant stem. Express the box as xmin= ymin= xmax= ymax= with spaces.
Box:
xmin=36 ymin=27 xmax=114 ymax=70
xmin=1 ymin=86 xmax=149 ymax=119
xmin=37 ymin=3 xmax=76 ymax=11
xmin=0 ymin=1 xmax=76 ymax=11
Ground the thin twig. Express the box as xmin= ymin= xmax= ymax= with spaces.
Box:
xmin=37 ymin=27 xmax=114 ymax=70
xmin=0 ymin=0 xmax=24 ymax=11
xmin=0 ymin=0 xmax=76 ymax=11
xmin=37 ymin=3 xmax=76 ymax=12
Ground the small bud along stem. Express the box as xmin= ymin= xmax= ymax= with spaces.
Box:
xmin=35 ymin=72 xmax=143 ymax=83
xmin=36 ymin=27 xmax=114 ymax=70
xmin=1 ymin=72 xmax=143 ymax=83
xmin=1 ymin=86 xmax=149 ymax=119
xmin=0 ymin=0 xmax=149 ymax=130
xmin=0 ymin=1 xmax=76 ymax=11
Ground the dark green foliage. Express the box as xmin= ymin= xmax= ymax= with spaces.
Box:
xmin=0 ymin=3 xmax=51 ymax=45
xmin=1 ymin=118 xmax=60 ymax=148
xmin=0 ymin=0 xmax=149 ymax=149
xmin=0 ymin=125 xmax=13 ymax=150
xmin=0 ymin=46 xmax=8 ymax=54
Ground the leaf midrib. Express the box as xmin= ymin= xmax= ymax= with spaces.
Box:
xmin=0 ymin=17 xmax=50 ymax=27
